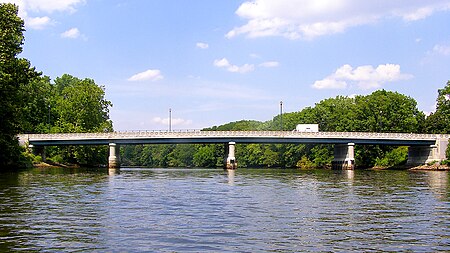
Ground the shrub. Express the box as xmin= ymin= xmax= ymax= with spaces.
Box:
xmin=296 ymin=156 xmax=315 ymax=169
xmin=374 ymin=146 xmax=408 ymax=167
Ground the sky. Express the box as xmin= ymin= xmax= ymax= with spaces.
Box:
xmin=3 ymin=0 xmax=450 ymax=131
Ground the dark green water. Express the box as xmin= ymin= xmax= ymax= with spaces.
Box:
xmin=0 ymin=168 xmax=449 ymax=252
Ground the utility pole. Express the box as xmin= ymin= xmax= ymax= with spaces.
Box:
xmin=280 ymin=101 xmax=283 ymax=131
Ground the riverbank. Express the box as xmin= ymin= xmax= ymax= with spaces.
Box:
xmin=409 ymin=163 xmax=450 ymax=171
xmin=33 ymin=162 xmax=81 ymax=169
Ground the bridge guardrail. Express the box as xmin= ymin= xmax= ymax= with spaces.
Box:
xmin=18 ymin=131 xmax=449 ymax=144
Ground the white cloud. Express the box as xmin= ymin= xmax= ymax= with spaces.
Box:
xmin=152 ymin=117 xmax=193 ymax=127
xmin=2 ymin=0 xmax=85 ymax=30
xmin=61 ymin=27 xmax=80 ymax=39
xmin=312 ymin=64 xmax=412 ymax=90
xmin=227 ymin=0 xmax=450 ymax=39
xmin=128 ymin=69 xmax=164 ymax=82
xmin=26 ymin=16 xmax=51 ymax=29
xmin=432 ymin=44 xmax=450 ymax=56
xmin=313 ymin=78 xmax=348 ymax=89
xmin=196 ymin=42 xmax=209 ymax=49
xmin=213 ymin=58 xmax=255 ymax=73
xmin=25 ymin=0 xmax=85 ymax=13
xmin=259 ymin=61 xmax=279 ymax=67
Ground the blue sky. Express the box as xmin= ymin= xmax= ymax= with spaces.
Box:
xmin=4 ymin=0 xmax=450 ymax=130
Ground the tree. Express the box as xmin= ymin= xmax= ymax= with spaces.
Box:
xmin=193 ymin=145 xmax=216 ymax=167
xmin=53 ymin=74 xmax=113 ymax=133
xmin=0 ymin=3 xmax=40 ymax=168
xmin=354 ymin=90 xmax=425 ymax=133
xmin=425 ymin=81 xmax=450 ymax=134
xmin=40 ymin=74 xmax=114 ymax=166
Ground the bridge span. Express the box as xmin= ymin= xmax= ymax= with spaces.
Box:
xmin=18 ymin=131 xmax=449 ymax=170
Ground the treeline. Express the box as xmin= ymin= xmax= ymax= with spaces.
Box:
xmin=122 ymin=87 xmax=450 ymax=168
xmin=0 ymin=4 xmax=112 ymax=169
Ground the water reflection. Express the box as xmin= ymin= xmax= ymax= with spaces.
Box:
xmin=227 ymin=170 xmax=235 ymax=186
xmin=108 ymin=168 xmax=120 ymax=176
xmin=425 ymin=171 xmax=449 ymax=200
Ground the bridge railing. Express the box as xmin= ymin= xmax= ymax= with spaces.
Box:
xmin=19 ymin=130 xmax=449 ymax=141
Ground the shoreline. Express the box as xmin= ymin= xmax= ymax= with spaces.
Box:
xmin=32 ymin=163 xmax=450 ymax=171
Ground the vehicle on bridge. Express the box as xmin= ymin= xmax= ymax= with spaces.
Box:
xmin=295 ymin=124 xmax=319 ymax=132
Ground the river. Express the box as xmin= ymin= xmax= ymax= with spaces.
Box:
xmin=0 ymin=167 xmax=449 ymax=252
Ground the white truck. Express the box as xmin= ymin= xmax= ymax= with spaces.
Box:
xmin=295 ymin=124 xmax=319 ymax=132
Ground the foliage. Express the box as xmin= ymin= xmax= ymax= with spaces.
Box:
xmin=0 ymin=3 xmax=40 ymax=169
xmin=354 ymin=90 xmax=425 ymax=133
xmin=374 ymin=146 xmax=408 ymax=167
xmin=296 ymin=156 xmax=315 ymax=169
xmin=425 ymin=81 xmax=450 ymax=134
xmin=205 ymin=120 xmax=263 ymax=131
xmin=193 ymin=145 xmax=216 ymax=167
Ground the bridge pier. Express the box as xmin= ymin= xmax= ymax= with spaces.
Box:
xmin=30 ymin=145 xmax=46 ymax=162
xmin=407 ymin=138 xmax=448 ymax=166
xmin=332 ymin=143 xmax=355 ymax=170
xmin=108 ymin=143 xmax=121 ymax=169
xmin=224 ymin=142 xmax=237 ymax=170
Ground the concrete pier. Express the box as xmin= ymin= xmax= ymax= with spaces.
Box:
xmin=225 ymin=142 xmax=237 ymax=170
xmin=108 ymin=143 xmax=121 ymax=169
xmin=332 ymin=143 xmax=355 ymax=170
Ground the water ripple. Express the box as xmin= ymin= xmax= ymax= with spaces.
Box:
xmin=0 ymin=168 xmax=449 ymax=252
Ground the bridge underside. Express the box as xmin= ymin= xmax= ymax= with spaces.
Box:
xmin=105 ymin=141 xmax=450 ymax=170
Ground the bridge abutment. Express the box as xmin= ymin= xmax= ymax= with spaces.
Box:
xmin=108 ymin=143 xmax=121 ymax=169
xmin=225 ymin=142 xmax=237 ymax=170
xmin=332 ymin=143 xmax=355 ymax=170
xmin=407 ymin=138 xmax=448 ymax=166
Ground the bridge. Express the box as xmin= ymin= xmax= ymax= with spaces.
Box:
xmin=18 ymin=131 xmax=449 ymax=170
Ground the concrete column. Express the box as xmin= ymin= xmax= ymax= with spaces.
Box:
xmin=225 ymin=142 xmax=237 ymax=170
xmin=108 ymin=143 xmax=121 ymax=169
xmin=332 ymin=143 xmax=355 ymax=170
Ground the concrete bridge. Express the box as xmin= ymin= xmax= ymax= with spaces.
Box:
xmin=18 ymin=131 xmax=449 ymax=170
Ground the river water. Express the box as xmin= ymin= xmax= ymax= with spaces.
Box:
xmin=0 ymin=167 xmax=449 ymax=252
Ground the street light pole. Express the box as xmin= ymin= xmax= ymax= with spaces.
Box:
xmin=48 ymin=105 xmax=51 ymax=125
xmin=280 ymin=101 xmax=283 ymax=131
xmin=169 ymin=108 xmax=172 ymax=132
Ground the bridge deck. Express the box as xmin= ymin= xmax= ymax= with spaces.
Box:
xmin=18 ymin=131 xmax=448 ymax=146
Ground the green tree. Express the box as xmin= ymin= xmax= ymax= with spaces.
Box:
xmin=354 ymin=90 xmax=425 ymax=133
xmin=193 ymin=145 xmax=216 ymax=167
xmin=42 ymin=74 xmax=113 ymax=166
xmin=19 ymin=76 xmax=55 ymax=133
xmin=53 ymin=74 xmax=113 ymax=133
xmin=425 ymin=81 xmax=450 ymax=133
xmin=0 ymin=3 xmax=40 ymax=168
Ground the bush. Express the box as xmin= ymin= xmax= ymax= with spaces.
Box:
xmin=48 ymin=154 xmax=64 ymax=164
xmin=375 ymin=146 xmax=408 ymax=167
xmin=296 ymin=156 xmax=315 ymax=169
